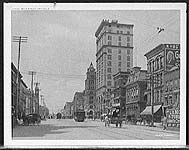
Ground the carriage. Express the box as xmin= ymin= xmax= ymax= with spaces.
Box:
xmin=104 ymin=108 xmax=123 ymax=128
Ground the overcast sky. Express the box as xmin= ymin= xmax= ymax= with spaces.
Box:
xmin=11 ymin=9 xmax=180 ymax=113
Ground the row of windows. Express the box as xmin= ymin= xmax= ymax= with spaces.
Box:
xmin=153 ymin=90 xmax=162 ymax=103
xmin=126 ymin=105 xmax=138 ymax=111
xmin=148 ymin=56 xmax=164 ymax=72
xmin=107 ymin=48 xmax=130 ymax=55
xmin=107 ymin=26 xmax=131 ymax=34
xmin=99 ymin=60 xmax=130 ymax=70
xmin=164 ymin=93 xmax=179 ymax=106
xmin=165 ymin=79 xmax=180 ymax=92
xmin=147 ymin=91 xmax=163 ymax=105
xmin=108 ymin=54 xmax=129 ymax=61
xmin=107 ymin=41 xmax=131 ymax=47
xmin=107 ymin=35 xmax=131 ymax=42
xmin=107 ymin=67 xmax=121 ymax=73
xmin=108 ymin=24 xmax=132 ymax=29
xmin=147 ymin=73 xmax=163 ymax=89
xmin=107 ymin=61 xmax=130 ymax=70
xmin=107 ymin=81 xmax=112 ymax=86
xmin=107 ymin=74 xmax=111 ymax=79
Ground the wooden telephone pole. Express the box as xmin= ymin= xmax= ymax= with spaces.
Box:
xmin=12 ymin=36 xmax=27 ymax=120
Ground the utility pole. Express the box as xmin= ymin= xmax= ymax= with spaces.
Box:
xmin=34 ymin=82 xmax=40 ymax=114
xmin=12 ymin=36 xmax=27 ymax=121
xmin=28 ymin=71 xmax=36 ymax=113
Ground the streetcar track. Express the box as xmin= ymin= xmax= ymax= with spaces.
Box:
xmin=87 ymin=127 xmax=122 ymax=140
xmin=88 ymin=125 xmax=143 ymax=140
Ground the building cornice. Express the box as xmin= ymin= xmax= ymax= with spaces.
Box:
xmin=144 ymin=44 xmax=165 ymax=59
xmin=95 ymin=19 xmax=134 ymax=38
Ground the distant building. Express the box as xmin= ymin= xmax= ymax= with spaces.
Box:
xmin=34 ymin=83 xmax=40 ymax=114
xmin=11 ymin=62 xmax=31 ymax=127
xmin=95 ymin=19 xmax=134 ymax=116
xmin=125 ymin=67 xmax=147 ymax=123
xmin=73 ymin=92 xmax=85 ymax=112
xmin=143 ymin=44 xmax=180 ymax=123
xmin=64 ymin=102 xmax=73 ymax=118
xmin=163 ymin=66 xmax=180 ymax=127
xmin=20 ymin=79 xmax=29 ymax=115
xmin=39 ymin=102 xmax=49 ymax=119
xmin=111 ymin=71 xmax=130 ymax=119
xmin=84 ymin=62 xmax=96 ymax=119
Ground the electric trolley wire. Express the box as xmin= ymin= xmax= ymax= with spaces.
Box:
xmin=137 ymin=15 xmax=180 ymax=49
xmin=161 ymin=16 xmax=179 ymax=28
xmin=122 ymin=15 xmax=157 ymax=29
xmin=21 ymin=71 xmax=86 ymax=79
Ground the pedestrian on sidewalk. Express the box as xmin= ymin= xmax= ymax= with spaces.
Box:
xmin=162 ymin=116 xmax=167 ymax=130
xmin=22 ymin=112 xmax=26 ymax=125
xmin=104 ymin=115 xmax=110 ymax=127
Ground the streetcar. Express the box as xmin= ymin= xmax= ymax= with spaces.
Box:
xmin=74 ymin=110 xmax=85 ymax=122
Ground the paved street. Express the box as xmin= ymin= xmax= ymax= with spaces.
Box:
xmin=13 ymin=119 xmax=179 ymax=140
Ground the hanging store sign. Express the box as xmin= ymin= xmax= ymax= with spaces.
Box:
xmin=112 ymin=103 xmax=120 ymax=107
xmin=165 ymin=44 xmax=180 ymax=71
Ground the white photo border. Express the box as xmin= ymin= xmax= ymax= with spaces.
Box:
xmin=4 ymin=3 xmax=186 ymax=148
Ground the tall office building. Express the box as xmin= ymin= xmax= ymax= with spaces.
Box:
xmin=95 ymin=19 xmax=134 ymax=116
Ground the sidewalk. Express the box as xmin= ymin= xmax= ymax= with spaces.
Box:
xmin=91 ymin=119 xmax=180 ymax=132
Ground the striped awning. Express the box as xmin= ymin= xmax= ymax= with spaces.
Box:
xmin=140 ymin=105 xmax=161 ymax=115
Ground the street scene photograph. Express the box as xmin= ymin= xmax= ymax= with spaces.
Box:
xmin=4 ymin=3 xmax=186 ymax=147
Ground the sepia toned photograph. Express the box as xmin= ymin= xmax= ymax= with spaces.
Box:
xmin=4 ymin=3 xmax=186 ymax=148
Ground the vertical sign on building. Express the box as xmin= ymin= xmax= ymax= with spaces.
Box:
xmin=165 ymin=44 xmax=180 ymax=71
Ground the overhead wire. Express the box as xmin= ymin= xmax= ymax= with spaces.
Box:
xmin=136 ymin=15 xmax=180 ymax=49
xmin=21 ymin=70 xmax=86 ymax=79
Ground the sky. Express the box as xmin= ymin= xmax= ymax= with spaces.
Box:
xmin=11 ymin=9 xmax=180 ymax=113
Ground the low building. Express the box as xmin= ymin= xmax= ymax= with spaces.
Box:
xmin=73 ymin=92 xmax=85 ymax=112
xmin=39 ymin=99 xmax=49 ymax=119
xmin=163 ymin=66 xmax=180 ymax=128
xmin=11 ymin=62 xmax=30 ymax=127
xmin=64 ymin=102 xmax=73 ymax=118
xmin=111 ymin=71 xmax=130 ymax=119
xmin=143 ymin=44 xmax=180 ymax=123
xmin=34 ymin=83 xmax=40 ymax=114
xmin=125 ymin=67 xmax=147 ymax=124
xmin=19 ymin=79 xmax=29 ymax=116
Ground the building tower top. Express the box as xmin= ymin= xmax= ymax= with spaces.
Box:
xmin=87 ymin=62 xmax=95 ymax=72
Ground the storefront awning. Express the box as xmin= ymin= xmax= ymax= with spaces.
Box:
xmin=140 ymin=105 xmax=161 ymax=115
xmin=144 ymin=91 xmax=150 ymax=95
